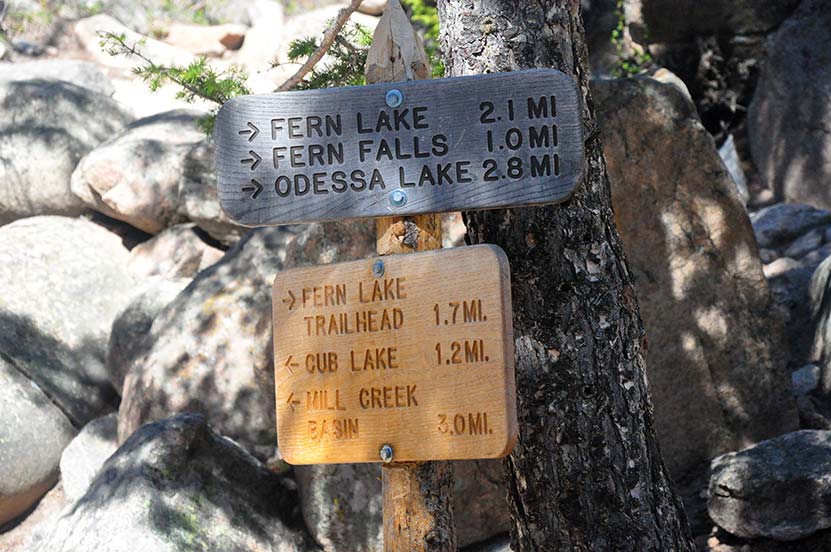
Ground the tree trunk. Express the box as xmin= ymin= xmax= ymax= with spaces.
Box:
xmin=438 ymin=2 xmax=694 ymax=550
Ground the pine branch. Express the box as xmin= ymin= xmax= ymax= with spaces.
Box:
xmin=276 ymin=0 xmax=363 ymax=92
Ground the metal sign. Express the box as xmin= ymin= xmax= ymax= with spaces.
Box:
xmin=272 ymin=245 xmax=517 ymax=464
xmin=215 ymin=69 xmax=584 ymax=226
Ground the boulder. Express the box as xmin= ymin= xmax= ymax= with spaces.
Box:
xmin=808 ymin=256 xmax=831 ymax=393
xmin=593 ymin=76 xmax=798 ymax=478
xmin=708 ymin=430 xmax=831 ymax=540
xmin=107 ymin=278 xmax=190 ymax=392
xmin=642 ymin=0 xmax=800 ymax=42
xmin=0 ymin=217 xmax=136 ymax=426
xmin=58 ymin=414 xmax=118 ymax=502
xmin=0 ymin=79 xmax=132 ymax=225
xmin=296 ymin=460 xmax=509 ymax=551
xmin=71 ymin=110 xmax=203 ymax=234
xmin=30 ymin=413 xmax=314 ymax=552
xmin=162 ymin=23 xmax=247 ymax=56
xmin=118 ymin=226 xmax=299 ymax=458
xmin=0 ymin=60 xmax=115 ymax=95
xmin=748 ymin=0 xmax=831 ymax=209
xmin=127 ymin=224 xmax=224 ymax=279
xmin=0 ymin=358 xmax=75 ymax=526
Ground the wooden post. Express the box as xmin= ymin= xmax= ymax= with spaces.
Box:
xmin=365 ymin=2 xmax=455 ymax=550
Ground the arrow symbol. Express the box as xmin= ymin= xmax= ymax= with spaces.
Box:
xmin=282 ymin=290 xmax=296 ymax=310
xmin=238 ymin=122 xmax=259 ymax=141
xmin=240 ymin=151 xmax=261 ymax=170
xmin=241 ymin=178 xmax=263 ymax=199
xmin=284 ymin=355 xmax=299 ymax=374
xmin=286 ymin=392 xmax=301 ymax=413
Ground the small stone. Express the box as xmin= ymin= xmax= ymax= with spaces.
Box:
xmin=11 ymin=38 xmax=45 ymax=56
xmin=708 ymin=430 xmax=831 ymax=540
xmin=751 ymin=203 xmax=831 ymax=249
xmin=792 ymin=364 xmax=821 ymax=396
xmin=763 ymin=257 xmax=801 ymax=279
xmin=784 ymin=228 xmax=824 ymax=259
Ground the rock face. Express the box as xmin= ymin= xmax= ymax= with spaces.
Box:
xmin=0 ymin=217 xmax=136 ymax=426
xmin=0 ymin=358 xmax=75 ymax=526
xmin=127 ymin=224 xmax=224 ymax=279
xmin=30 ymin=413 xmax=313 ymax=552
xmin=642 ymin=0 xmax=800 ymax=41
xmin=118 ymin=227 xmax=298 ymax=458
xmin=0 ymin=78 xmax=132 ymax=225
xmin=809 ymin=257 xmax=831 ymax=393
xmin=593 ymin=76 xmax=798 ymax=478
xmin=58 ymin=414 xmax=118 ymax=502
xmin=749 ymin=0 xmax=831 ymax=209
xmin=708 ymin=430 xmax=831 ymax=541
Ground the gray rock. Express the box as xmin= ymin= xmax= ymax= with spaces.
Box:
xmin=0 ymin=217 xmax=137 ymax=426
xmin=127 ymin=224 xmax=224 ymax=279
xmin=118 ymin=226 xmax=300 ymax=458
xmin=749 ymin=0 xmax=831 ymax=210
xmin=58 ymin=414 xmax=118 ymax=502
xmin=0 ymin=79 xmax=133 ymax=225
xmin=792 ymin=365 xmax=820 ymax=397
xmin=30 ymin=413 xmax=314 ymax=552
xmin=594 ymin=76 xmax=798 ymax=478
xmin=71 ymin=110 xmax=204 ymax=234
xmin=751 ymin=204 xmax=831 ymax=249
xmin=783 ymin=228 xmax=824 ymax=260
xmin=708 ymin=430 xmax=831 ymax=540
xmin=106 ymin=278 xmax=190 ymax=393
xmin=296 ymin=464 xmax=382 ymax=552
xmin=643 ymin=0 xmax=800 ymax=42
xmin=0 ymin=358 xmax=75 ymax=526
xmin=0 ymin=60 xmax=115 ymax=95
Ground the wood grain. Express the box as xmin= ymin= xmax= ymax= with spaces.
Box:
xmin=214 ymin=69 xmax=584 ymax=226
xmin=271 ymin=245 xmax=517 ymax=464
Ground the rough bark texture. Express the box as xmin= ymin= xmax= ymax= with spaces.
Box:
xmin=438 ymin=2 xmax=694 ymax=550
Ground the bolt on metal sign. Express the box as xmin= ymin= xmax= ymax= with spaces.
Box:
xmin=214 ymin=69 xmax=585 ymax=226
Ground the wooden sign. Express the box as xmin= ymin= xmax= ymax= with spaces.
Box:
xmin=215 ymin=69 xmax=584 ymax=226
xmin=272 ymin=245 xmax=517 ymax=464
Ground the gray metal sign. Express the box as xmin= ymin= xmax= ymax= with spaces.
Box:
xmin=214 ymin=69 xmax=584 ymax=226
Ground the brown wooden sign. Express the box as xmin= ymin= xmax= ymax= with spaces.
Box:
xmin=215 ymin=69 xmax=584 ymax=226
xmin=272 ymin=245 xmax=517 ymax=464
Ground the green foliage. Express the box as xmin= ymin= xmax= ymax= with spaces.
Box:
xmin=285 ymin=21 xmax=373 ymax=90
xmin=100 ymin=31 xmax=251 ymax=134
xmin=402 ymin=0 xmax=443 ymax=77
xmin=610 ymin=0 xmax=652 ymax=77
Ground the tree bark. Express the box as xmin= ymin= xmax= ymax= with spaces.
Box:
xmin=438 ymin=2 xmax=694 ymax=550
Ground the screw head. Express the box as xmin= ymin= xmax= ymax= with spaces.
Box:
xmin=385 ymin=89 xmax=403 ymax=108
xmin=371 ymin=259 xmax=385 ymax=278
xmin=389 ymin=189 xmax=408 ymax=207
xmin=379 ymin=444 xmax=394 ymax=463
